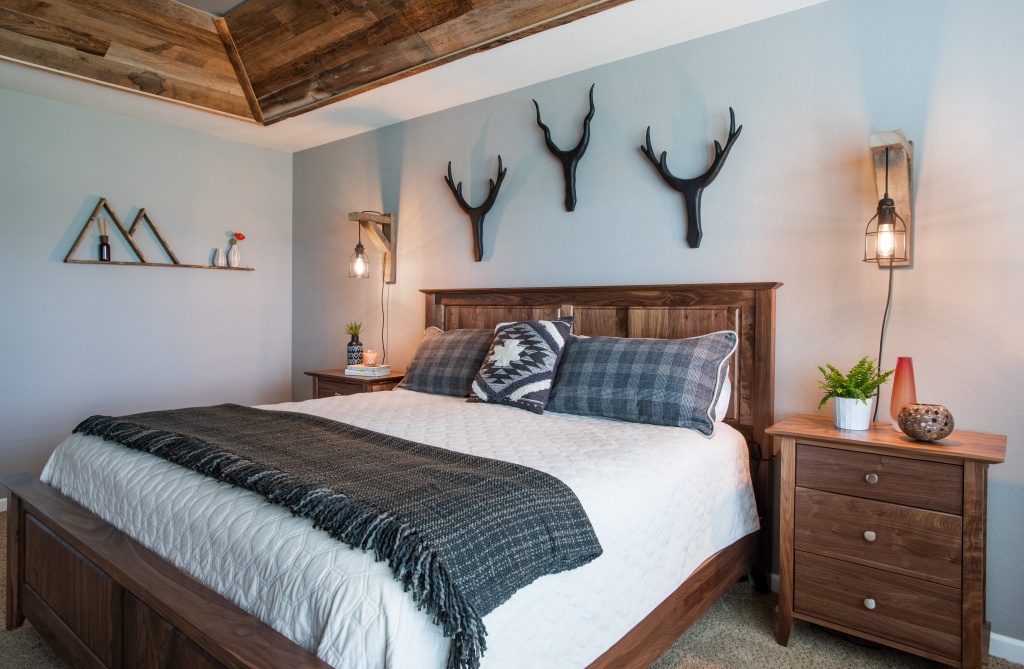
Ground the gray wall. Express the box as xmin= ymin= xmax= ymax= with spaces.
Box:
xmin=293 ymin=0 xmax=1024 ymax=640
xmin=0 ymin=88 xmax=293 ymax=490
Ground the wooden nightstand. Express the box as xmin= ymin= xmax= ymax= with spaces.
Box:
xmin=304 ymin=369 xmax=405 ymax=398
xmin=767 ymin=414 xmax=1005 ymax=669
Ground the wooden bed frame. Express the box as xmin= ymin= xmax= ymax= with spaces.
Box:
xmin=4 ymin=282 xmax=780 ymax=669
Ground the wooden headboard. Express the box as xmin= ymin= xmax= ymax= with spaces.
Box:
xmin=422 ymin=282 xmax=781 ymax=452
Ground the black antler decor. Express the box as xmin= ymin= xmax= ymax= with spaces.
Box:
xmin=533 ymin=84 xmax=596 ymax=211
xmin=444 ymin=156 xmax=508 ymax=262
xmin=640 ymin=107 xmax=742 ymax=248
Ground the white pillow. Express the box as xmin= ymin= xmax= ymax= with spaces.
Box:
xmin=714 ymin=375 xmax=732 ymax=422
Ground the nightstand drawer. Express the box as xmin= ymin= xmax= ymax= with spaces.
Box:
xmin=316 ymin=379 xmax=362 ymax=397
xmin=796 ymin=444 xmax=963 ymax=514
xmin=794 ymin=551 xmax=961 ymax=661
xmin=794 ymin=487 xmax=962 ymax=587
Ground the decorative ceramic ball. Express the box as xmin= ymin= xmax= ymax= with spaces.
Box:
xmin=897 ymin=404 xmax=955 ymax=441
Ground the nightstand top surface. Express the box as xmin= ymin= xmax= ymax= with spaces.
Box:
xmin=767 ymin=414 xmax=1005 ymax=464
xmin=304 ymin=369 xmax=405 ymax=382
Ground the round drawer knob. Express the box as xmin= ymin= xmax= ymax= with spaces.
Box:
xmin=865 ymin=473 xmax=879 ymax=484
xmin=864 ymin=598 xmax=877 ymax=610
xmin=864 ymin=530 xmax=877 ymax=542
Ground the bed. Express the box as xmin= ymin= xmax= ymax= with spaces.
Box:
xmin=4 ymin=282 xmax=780 ymax=669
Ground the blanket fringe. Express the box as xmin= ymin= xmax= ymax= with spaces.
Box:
xmin=74 ymin=415 xmax=486 ymax=669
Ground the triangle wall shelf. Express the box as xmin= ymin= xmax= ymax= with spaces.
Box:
xmin=64 ymin=197 xmax=254 ymax=271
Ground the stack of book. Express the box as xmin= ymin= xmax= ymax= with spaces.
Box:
xmin=345 ymin=364 xmax=392 ymax=377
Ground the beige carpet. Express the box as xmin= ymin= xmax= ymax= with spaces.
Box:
xmin=2 ymin=515 xmax=1020 ymax=669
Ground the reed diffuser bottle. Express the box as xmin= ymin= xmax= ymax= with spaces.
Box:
xmin=98 ymin=216 xmax=111 ymax=262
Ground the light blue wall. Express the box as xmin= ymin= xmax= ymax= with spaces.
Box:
xmin=0 ymin=88 xmax=293 ymax=487
xmin=293 ymin=0 xmax=1024 ymax=640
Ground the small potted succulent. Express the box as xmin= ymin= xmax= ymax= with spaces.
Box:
xmin=817 ymin=357 xmax=894 ymax=430
xmin=345 ymin=321 xmax=363 ymax=367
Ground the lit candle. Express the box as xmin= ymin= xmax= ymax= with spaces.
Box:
xmin=363 ymin=350 xmax=378 ymax=366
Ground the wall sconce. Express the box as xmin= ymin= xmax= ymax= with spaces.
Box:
xmin=865 ymin=130 xmax=914 ymax=421
xmin=865 ymin=130 xmax=913 ymax=266
xmin=347 ymin=211 xmax=397 ymax=283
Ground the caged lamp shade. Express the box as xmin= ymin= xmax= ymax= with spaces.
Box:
xmin=349 ymin=223 xmax=370 ymax=279
xmin=349 ymin=241 xmax=369 ymax=278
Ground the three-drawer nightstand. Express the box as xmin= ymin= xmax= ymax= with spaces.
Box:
xmin=304 ymin=369 xmax=405 ymax=398
xmin=767 ymin=414 xmax=1005 ymax=669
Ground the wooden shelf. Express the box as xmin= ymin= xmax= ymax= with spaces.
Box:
xmin=64 ymin=198 xmax=254 ymax=272
xmin=65 ymin=260 xmax=254 ymax=271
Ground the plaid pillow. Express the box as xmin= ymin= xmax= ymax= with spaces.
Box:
xmin=398 ymin=327 xmax=494 ymax=397
xmin=546 ymin=331 xmax=737 ymax=436
xmin=469 ymin=319 xmax=573 ymax=414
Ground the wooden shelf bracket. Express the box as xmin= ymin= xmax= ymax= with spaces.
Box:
xmin=65 ymin=197 xmax=148 ymax=263
xmin=348 ymin=212 xmax=397 ymax=284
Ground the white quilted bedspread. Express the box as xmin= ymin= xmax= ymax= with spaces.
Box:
xmin=42 ymin=389 xmax=758 ymax=669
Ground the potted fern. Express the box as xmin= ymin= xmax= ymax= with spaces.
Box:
xmin=817 ymin=357 xmax=894 ymax=430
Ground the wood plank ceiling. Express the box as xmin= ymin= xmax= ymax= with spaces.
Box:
xmin=0 ymin=0 xmax=635 ymax=125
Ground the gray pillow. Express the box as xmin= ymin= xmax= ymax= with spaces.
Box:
xmin=546 ymin=331 xmax=737 ymax=436
xmin=397 ymin=327 xmax=494 ymax=397
xmin=468 ymin=318 xmax=573 ymax=414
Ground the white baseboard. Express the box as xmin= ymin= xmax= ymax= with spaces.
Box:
xmin=0 ymin=497 xmax=7 ymax=513
xmin=992 ymin=633 xmax=1024 ymax=664
xmin=767 ymin=572 xmax=1023 ymax=663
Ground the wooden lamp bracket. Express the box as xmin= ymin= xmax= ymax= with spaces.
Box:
xmin=869 ymin=130 xmax=914 ymax=267
xmin=348 ymin=212 xmax=397 ymax=283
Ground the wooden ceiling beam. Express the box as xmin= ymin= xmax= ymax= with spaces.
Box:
xmin=227 ymin=0 xmax=637 ymax=124
xmin=0 ymin=0 xmax=637 ymax=125
xmin=0 ymin=0 xmax=255 ymax=121
xmin=214 ymin=17 xmax=264 ymax=124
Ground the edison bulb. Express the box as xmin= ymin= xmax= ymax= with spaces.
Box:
xmin=876 ymin=223 xmax=895 ymax=259
xmin=353 ymin=256 xmax=366 ymax=275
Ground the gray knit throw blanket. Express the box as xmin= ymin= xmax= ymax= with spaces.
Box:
xmin=73 ymin=404 xmax=602 ymax=669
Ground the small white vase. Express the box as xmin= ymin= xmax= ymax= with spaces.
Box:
xmin=227 ymin=245 xmax=240 ymax=268
xmin=212 ymin=248 xmax=226 ymax=267
xmin=833 ymin=397 xmax=873 ymax=430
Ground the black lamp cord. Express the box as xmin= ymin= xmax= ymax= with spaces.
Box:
xmin=874 ymin=259 xmax=895 ymax=421
xmin=359 ymin=211 xmax=389 ymax=366
xmin=380 ymin=268 xmax=389 ymax=365
xmin=872 ymin=148 xmax=893 ymax=421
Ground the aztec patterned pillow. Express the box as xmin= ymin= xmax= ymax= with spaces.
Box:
xmin=546 ymin=331 xmax=737 ymax=437
xmin=397 ymin=327 xmax=494 ymax=397
xmin=469 ymin=318 xmax=574 ymax=414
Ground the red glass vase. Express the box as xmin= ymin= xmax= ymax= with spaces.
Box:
xmin=890 ymin=356 xmax=917 ymax=430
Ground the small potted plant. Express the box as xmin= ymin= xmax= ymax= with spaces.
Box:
xmin=817 ymin=357 xmax=894 ymax=430
xmin=345 ymin=322 xmax=363 ymax=367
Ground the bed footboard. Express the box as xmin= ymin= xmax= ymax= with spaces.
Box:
xmin=3 ymin=474 xmax=332 ymax=669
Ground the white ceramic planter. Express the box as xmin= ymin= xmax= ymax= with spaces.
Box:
xmin=833 ymin=396 xmax=873 ymax=430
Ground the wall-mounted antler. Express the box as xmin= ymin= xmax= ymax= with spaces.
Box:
xmin=533 ymin=84 xmax=595 ymax=211
xmin=444 ymin=156 xmax=508 ymax=262
xmin=640 ymin=107 xmax=742 ymax=248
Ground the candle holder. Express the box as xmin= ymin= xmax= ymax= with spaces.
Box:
xmin=363 ymin=350 xmax=379 ymax=366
